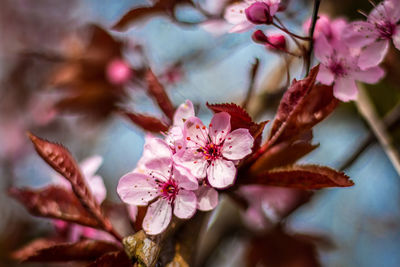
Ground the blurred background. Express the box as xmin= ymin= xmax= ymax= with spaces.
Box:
xmin=1 ymin=0 xmax=400 ymax=266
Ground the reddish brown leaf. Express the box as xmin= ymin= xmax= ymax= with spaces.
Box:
xmin=146 ymin=69 xmax=175 ymax=120
xmin=87 ymin=251 xmax=132 ymax=267
xmin=13 ymin=240 xmax=120 ymax=262
xmin=250 ymin=131 xmax=318 ymax=174
xmin=11 ymin=239 xmax=57 ymax=262
xmin=27 ymin=133 xmax=119 ymax=240
xmin=124 ymin=112 xmax=169 ymax=132
xmin=246 ymin=226 xmax=321 ymax=267
xmin=9 ymin=186 xmax=99 ymax=227
xmin=268 ymin=66 xmax=339 ymax=145
xmin=206 ymin=102 xmax=268 ymax=149
xmin=247 ymin=165 xmax=354 ymax=189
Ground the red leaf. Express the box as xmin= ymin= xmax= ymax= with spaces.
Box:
xmin=206 ymin=102 xmax=268 ymax=149
xmin=9 ymin=186 xmax=99 ymax=227
xmin=250 ymin=131 xmax=318 ymax=173
xmin=87 ymin=251 xmax=132 ymax=267
xmin=27 ymin=133 xmax=118 ymax=239
xmin=13 ymin=240 xmax=120 ymax=262
xmin=247 ymin=165 xmax=354 ymax=189
xmin=247 ymin=226 xmax=322 ymax=267
xmin=268 ymin=66 xmax=339 ymax=145
xmin=146 ymin=69 xmax=175 ymax=120
xmin=124 ymin=112 xmax=169 ymax=132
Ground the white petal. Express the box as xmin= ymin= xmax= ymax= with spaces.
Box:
xmin=117 ymin=172 xmax=159 ymax=205
xmin=207 ymin=159 xmax=236 ymax=189
xmin=143 ymin=198 xmax=172 ymax=235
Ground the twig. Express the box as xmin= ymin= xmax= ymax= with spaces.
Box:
xmin=242 ymin=58 xmax=260 ymax=110
xmin=355 ymin=85 xmax=400 ymax=176
xmin=305 ymin=0 xmax=321 ymax=75
xmin=339 ymin=102 xmax=400 ymax=170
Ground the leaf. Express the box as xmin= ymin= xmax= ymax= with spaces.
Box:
xmin=87 ymin=251 xmax=132 ymax=267
xmin=113 ymin=0 xmax=192 ymax=31
xmin=124 ymin=112 xmax=169 ymax=132
xmin=247 ymin=165 xmax=354 ymax=189
xmin=206 ymin=102 xmax=268 ymax=150
xmin=246 ymin=226 xmax=322 ymax=267
xmin=9 ymin=186 xmax=99 ymax=227
xmin=268 ymin=66 xmax=339 ymax=145
xmin=250 ymin=130 xmax=318 ymax=174
xmin=146 ymin=69 xmax=175 ymax=120
xmin=13 ymin=240 xmax=121 ymax=262
xmin=27 ymin=133 xmax=117 ymax=238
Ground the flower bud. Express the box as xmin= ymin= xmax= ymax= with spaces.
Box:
xmin=106 ymin=58 xmax=133 ymax=85
xmin=252 ymin=30 xmax=269 ymax=44
xmin=265 ymin=34 xmax=286 ymax=51
xmin=245 ymin=2 xmax=273 ymax=25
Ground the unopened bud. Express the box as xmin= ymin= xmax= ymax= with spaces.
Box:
xmin=245 ymin=2 xmax=273 ymax=25
xmin=252 ymin=30 xmax=269 ymax=44
xmin=265 ymin=34 xmax=286 ymax=51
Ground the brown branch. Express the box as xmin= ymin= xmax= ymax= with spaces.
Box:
xmin=242 ymin=58 xmax=260 ymax=110
xmin=305 ymin=0 xmax=321 ymax=75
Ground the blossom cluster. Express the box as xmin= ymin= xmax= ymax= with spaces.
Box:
xmin=117 ymin=101 xmax=254 ymax=235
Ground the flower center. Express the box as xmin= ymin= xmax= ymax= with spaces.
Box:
xmin=329 ymin=60 xmax=347 ymax=77
xmin=376 ymin=21 xmax=395 ymax=39
xmin=160 ymin=179 xmax=179 ymax=203
xmin=198 ymin=143 xmax=222 ymax=161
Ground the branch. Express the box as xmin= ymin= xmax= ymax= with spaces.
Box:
xmin=242 ymin=58 xmax=260 ymax=110
xmin=305 ymin=0 xmax=321 ymax=75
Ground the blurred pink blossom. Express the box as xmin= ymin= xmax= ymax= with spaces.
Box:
xmin=106 ymin=58 xmax=133 ymax=85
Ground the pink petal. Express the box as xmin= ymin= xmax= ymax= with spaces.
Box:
xmin=229 ymin=21 xmax=254 ymax=33
xmin=342 ymin=21 xmax=378 ymax=48
xmin=333 ymin=77 xmax=358 ymax=102
xmin=221 ymin=128 xmax=254 ymax=160
xmin=173 ymin=190 xmax=197 ymax=219
xmin=358 ymin=40 xmax=389 ymax=70
xmin=173 ymin=100 xmax=195 ymax=128
xmin=353 ymin=66 xmax=385 ymax=84
xmin=80 ymin=155 xmax=103 ymax=178
xmin=209 ymin=112 xmax=231 ymax=145
xmin=196 ymin=184 xmax=218 ymax=211
xmin=369 ymin=0 xmax=400 ymax=23
xmin=143 ymin=198 xmax=172 ymax=235
xmin=207 ymin=159 xmax=236 ymax=189
xmin=173 ymin=163 xmax=198 ymax=190
xmin=139 ymin=136 xmax=173 ymax=177
xmin=224 ymin=2 xmax=249 ymax=25
xmin=117 ymin=172 xmax=158 ymax=205
xmin=317 ymin=64 xmax=334 ymax=85
xmin=127 ymin=205 xmax=138 ymax=222
xmin=314 ymin=35 xmax=333 ymax=62
xmin=165 ymin=126 xmax=184 ymax=151
xmin=392 ymin=25 xmax=400 ymax=50
xmin=88 ymin=175 xmax=106 ymax=204
xmin=173 ymin=148 xmax=208 ymax=179
xmin=200 ymin=20 xmax=232 ymax=36
xmin=184 ymin=117 xmax=209 ymax=148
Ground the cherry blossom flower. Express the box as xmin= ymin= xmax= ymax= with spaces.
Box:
xmin=224 ymin=0 xmax=281 ymax=33
xmin=304 ymin=15 xmax=348 ymax=47
xmin=315 ymin=35 xmax=384 ymax=102
xmin=117 ymin=137 xmax=198 ymax=235
xmin=175 ymin=112 xmax=254 ymax=189
xmin=343 ymin=0 xmax=400 ymax=69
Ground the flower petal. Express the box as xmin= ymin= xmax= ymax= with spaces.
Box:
xmin=342 ymin=21 xmax=378 ymax=48
xmin=143 ymin=198 xmax=172 ymax=235
xmin=333 ymin=77 xmax=358 ymax=102
xmin=353 ymin=66 xmax=385 ymax=84
xmin=173 ymin=190 xmax=197 ymax=219
xmin=117 ymin=172 xmax=158 ymax=205
xmin=139 ymin=136 xmax=173 ymax=177
xmin=207 ymin=159 xmax=236 ymax=189
xmin=173 ymin=100 xmax=195 ymax=128
xmin=88 ymin=175 xmax=107 ymax=204
xmin=80 ymin=155 xmax=103 ymax=178
xmin=174 ymin=148 xmax=208 ymax=179
xmin=224 ymin=2 xmax=249 ymax=24
xmin=358 ymin=40 xmax=389 ymax=70
xmin=393 ymin=25 xmax=400 ymax=50
xmin=317 ymin=64 xmax=334 ymax=85
xmin=209 ymin=112 xmax=231 ymax=145
xmin=173 ymin=163 xmax=198 ymax=190
xmin=196 ymin=184 xmax=218 ymax=211
xmin=184 ymin=117 xmax=209 ymax=148
xmin=222 ymin=128 xmax=254 ymax=160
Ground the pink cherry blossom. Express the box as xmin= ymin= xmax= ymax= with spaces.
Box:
xmin=224 ymin=0 xmax=281 ymax=33
xmin=117 ymin=137 xmax=198 ymax=235
xmin=343 ymin=0 xmax=400 ymax=69
xmin=175 ymin=112 xmax=254 ymax=189
xmin=106 ymin=58 xmax=133 ymax=85
xmin=315 ymin=35 xmax=385 ymax=102
xmin=195 ymin=182 xmax=219 ymax=211
xmin=304 ymin=15 xmax=348 ymax=47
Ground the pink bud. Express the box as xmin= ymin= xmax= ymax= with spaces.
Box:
xmin=106 ymin=59 xmax=133 ymax=85
xmin=252 ymin=30 xmax=269 ymax=44
xmin=245 ymin=2 xmax=273 ymax=25
xmin=265 ymin=34 xmax=286 ymax=51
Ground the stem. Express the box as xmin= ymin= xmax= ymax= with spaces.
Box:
xmin=272 ymin=21 xmax=310 ymax=41
xmin=305 ymin=0 xmax=321 ymax=75
xmin=242 ymin=58 xmax=260 ymax=109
